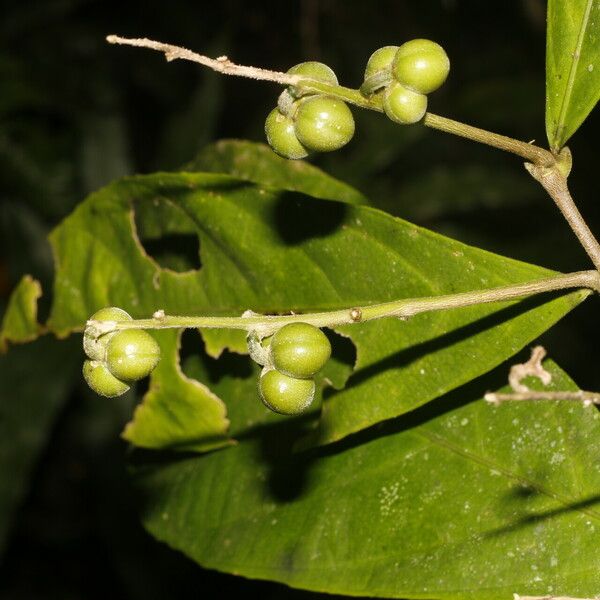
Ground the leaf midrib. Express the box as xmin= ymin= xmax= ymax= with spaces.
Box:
xmin=554 ymin=0 xmax=594 ymax=148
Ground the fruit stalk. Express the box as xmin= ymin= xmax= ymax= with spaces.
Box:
xmin=89 ymin=270 xmax=600 ymax=338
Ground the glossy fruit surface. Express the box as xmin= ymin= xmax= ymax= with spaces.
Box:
xmin=259 ymin=369 xmax=315 ymax=415
xmin=106 ymin=329 xmax=160 ymax=381
xmin=265 ymin=108 xmax=309 ymax=160
xmin=83 ymin=359 xmax=130 ymax=398
xmin=383 ymin=81 xmax=428 ymax=124
xmin=363 ymin=45 xmax=399 ymax=80
xmin=271 ymin=322 xmax=331 ymax=378
xmin=392 ymin=38 xmax=450 ymax=94
xmin=287 ymin=61 xmax=338 ymax=96
xmin=83 ymin=306 xmax=132 ymax=361
xmin=294 ymin=96 xmax=355 ymax=152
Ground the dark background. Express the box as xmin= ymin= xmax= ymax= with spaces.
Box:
xmin=1 ymin=1 xmax=599 ymax=598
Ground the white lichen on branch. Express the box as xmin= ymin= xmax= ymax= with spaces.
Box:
xmin=106 ymin=35 xmax=299 ymax=86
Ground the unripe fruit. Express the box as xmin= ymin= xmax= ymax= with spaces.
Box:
xmin=259 ymin=369 xmax=315 ymax=415
xmin=271 ymin=322 xmax=331 ymax=379
xmin=83 ymin=359 xmax=130 ymax=398
xmin=392 ymin=39 xmax=450 ymax=94
xmin=383 ymin=81 xmax=428 ymax=124
xmin=294 ymin=96 xmax=355 ymax=152
xmin=106 ymin=329 xmax=161 ymax=382
xmin=265 ymin=108 xmax=309 ymax=160
xmin=287 ymin=61 xmax=338 ymax=97
xmin=363 ymin=45 xmax=399 ymax=81
xmin=83 ymin=306 xmax=132 ymax=361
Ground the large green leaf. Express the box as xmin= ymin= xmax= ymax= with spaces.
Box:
xmin=46 ymin=172 xmax=586 ymax=450
xmin=546 ymin=0 xmax=600 ymax=150
xmin=136 ymin=359 xmax=600 ymax=599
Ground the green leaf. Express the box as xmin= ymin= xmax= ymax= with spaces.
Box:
xmin=123 ymin=329 xmax=231 ymax=452
xmin=0 ymin=274 xmax=42 ymax=350
xmin=46 ymin=172 xmax=586 ymax=450
xmin=0 ymin=336 xmax=80 ymax=556
xmin=135 ymin=360 xmax=600 ymax=599
xmin=546 ymin=0 xmax=600 ymax=149
xmin=187 ymin=139 xmax=367 ymax=205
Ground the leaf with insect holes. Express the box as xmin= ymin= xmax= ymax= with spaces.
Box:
xmin=41 ymin=163 xmax=587 ymax=451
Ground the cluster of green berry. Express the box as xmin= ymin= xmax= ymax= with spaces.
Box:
xmin=253 ymin=322 xmax=332 ymax=415
xmin=363 ymin=39 xmax=449 ymax=124
xmin=265 ymin=62 xmax=355 ymax=160
xmin=82 ymin=307 xmax=161 ymax=397
xmin=264 ymin=39 xmax=449 ymax=158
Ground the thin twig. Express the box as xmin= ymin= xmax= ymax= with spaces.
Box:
xmin=514 ymin=595 xmax=597 ymax=600
xmin=486 ymin=345 xmax=600 ymax=406
xmin=485 ymin=390 xmax=600 ymax=406
xmin=424 ymin=113 xmax=555 ymax=166
xmin=106 ymin=35 xmax=299 ymax=85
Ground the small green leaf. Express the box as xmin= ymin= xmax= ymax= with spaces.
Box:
xmin=187 ymin=139 xmax=367 ymax=205
xmin=135 ymin=360 xmax=600 ymax=599
xmin=546 ymin=0 xmax=600 ymax=149
xmin=123 ymin=329 xmax=230 ymax=452
xmin=0 ymin=275 xmax=42 ymax=350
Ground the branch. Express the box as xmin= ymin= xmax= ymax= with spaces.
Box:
xmin=424 ymin=114 xmax=555 ymax=166
xmin=486 ymin=390 xmax=600 ymax=406
xmin=526 ymin=159 xmax=600 ymax=272
xmin=88 ymin=270 xmax=598 ymax=339
xmin=514 ymin=595 xmax=597 ymax=600
xmin=106 ymin=35 xmax=556 ymax=167
xmin=106 ymin=35 xmax=298 ymax=86
xmin=485 ymin=345 xmax=600 ymax=406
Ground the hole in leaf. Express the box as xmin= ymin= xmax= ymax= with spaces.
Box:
xmin=139 ymin=234 xmax=201 ymax=272
xmin=180 ymin=329 xmax=252 ymax=383
xmin=133 ymin=198 xmax=202 ymax=272
xmin=321 ymin=329 xmax=357 ymax=391
xmin=271 ymin=191 xmax=348 ymax=245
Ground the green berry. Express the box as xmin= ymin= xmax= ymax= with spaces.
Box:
xmin=364 ymin=45 xmax=399 ymax=81
xmin=271 ymin=322 xmax=331 ymax=379
xmin=106 ymin=329 xmax=160 ymax=382
xmin=383 ymin=81 xmax=428 ymax=124
xmin=83 ymin=306 xmax=132 ymax=361
xmin=392 ymin=39 xmax=450 ymax=94
xmin=259 ymin=369 xmax=315 ymax=415
xmin=83 ymin=359 xmax=130 ymax=398
xmin=294 ymin=96 xmax=355 ymax=153
xmin=287 ymin=61 xmax=338 ymax=97
xmin=265 ymin=108 xmax=309 ymax=160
